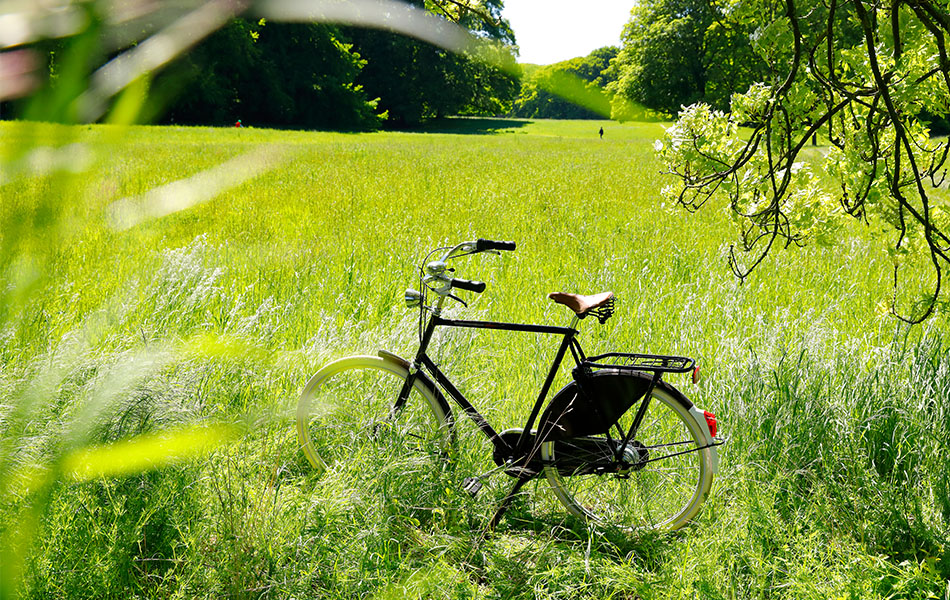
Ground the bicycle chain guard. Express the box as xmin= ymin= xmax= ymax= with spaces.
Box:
xmin=537 ymin=370 xmax=651 ymax=441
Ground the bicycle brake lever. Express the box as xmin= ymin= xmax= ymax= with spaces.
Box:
xmin=447 ymin=292 xmax=468 ymax=307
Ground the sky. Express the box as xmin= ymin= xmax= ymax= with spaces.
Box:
xmin=501 ymin=0 xmax=634 ymax=65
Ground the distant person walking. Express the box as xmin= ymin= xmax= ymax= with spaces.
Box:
xmin=599 ymin=126 xmax=604 ymax=139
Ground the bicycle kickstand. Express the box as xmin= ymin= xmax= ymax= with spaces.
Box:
xmin=488 ymin=476 xmax=530 ymax=530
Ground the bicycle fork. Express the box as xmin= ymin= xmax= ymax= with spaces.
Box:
xmin=390 ymin=299 xmax=444 ymax=417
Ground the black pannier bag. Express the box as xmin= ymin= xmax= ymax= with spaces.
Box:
xmin=537 ymin=368 xmax=652 ymax=441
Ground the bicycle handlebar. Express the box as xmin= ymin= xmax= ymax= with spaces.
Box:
xmin=420 ymin=238 xmax=516 ymax=301
xmin=451 ymin=278 xmax=486 ymax=293
xmin=475 ymin=238 xmax=516 ymax=252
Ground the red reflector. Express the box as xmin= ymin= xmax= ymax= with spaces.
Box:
xmin=703 ymin=410 xmax=717 ymax=438
xmin=692 ymin=365 xmax=701 ymax=385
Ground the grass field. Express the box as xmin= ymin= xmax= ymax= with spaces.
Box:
xmin=1 ymin=117 xmax=948 ymax=599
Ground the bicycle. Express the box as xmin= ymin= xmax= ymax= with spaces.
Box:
xmin=296 ymin=238 xmax=722 ymax=532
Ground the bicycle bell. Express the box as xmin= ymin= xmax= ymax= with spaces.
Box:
xmin=425 ymin=260 xmax=448 ymax=276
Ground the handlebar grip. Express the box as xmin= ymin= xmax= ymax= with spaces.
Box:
xmin=475 ymin=238 xmax=516 ymax=252
xmin=451 ymin=278 xmax=487 ymax=293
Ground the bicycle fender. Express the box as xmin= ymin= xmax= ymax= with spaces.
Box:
xmin=688 ymin=405 xmax=720 ymax=474
xmin=376 ymin=350 xmax=453 ymax=422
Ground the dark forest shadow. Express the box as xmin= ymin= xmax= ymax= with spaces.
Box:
xmin=416 ymin=117 xmax=532 ymax=134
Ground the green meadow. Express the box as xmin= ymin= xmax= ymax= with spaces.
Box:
xmin=1 ymin=118 xmax=948 ymax=598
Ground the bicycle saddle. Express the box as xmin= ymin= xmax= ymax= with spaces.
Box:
xmin=548 ymin=291 xmax=615 ymax=323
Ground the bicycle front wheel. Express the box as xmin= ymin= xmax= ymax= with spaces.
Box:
xmin=541 ymin=381 xmax=714 ymax=532
xmin=296 ymin=355 xmax=452 ymax=474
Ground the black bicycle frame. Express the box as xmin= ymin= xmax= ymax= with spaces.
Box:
xmin=395 ymin=310 xmax=584 ymax=461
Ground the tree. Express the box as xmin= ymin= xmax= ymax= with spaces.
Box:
xmin=607 ymin=0 xmax=767 ymax=116
xmin=427 ymin=0 xmax=515 ymax=44
xmin=701 ymin=17 xmax=768 ymax=111
xmin=16 ymin=0 xmax=518 ymax=130
xmin=346 ymin=29 xmax=514 ymax=125
xmin=657 ymin=0 xmax=950 ymax=322
xmin=608 ymin=0 xmax=713 ymax=115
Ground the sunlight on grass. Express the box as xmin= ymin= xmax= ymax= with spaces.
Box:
xmin=62 ymin=422 xmax=240 ymax=481
xmin=106 ymin=145 xmax=289 ymax=230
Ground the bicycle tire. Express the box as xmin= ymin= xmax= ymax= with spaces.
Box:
xmin=296 ymin=355 xmax=452 ymax=474
xmin=541 ymin=377 xmax=714 ymax=532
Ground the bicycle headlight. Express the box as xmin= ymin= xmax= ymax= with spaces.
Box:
xmin=405 ymin=288 xmax=422 ymax=308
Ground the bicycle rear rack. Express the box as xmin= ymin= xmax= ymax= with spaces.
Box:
xmin=584 ymin=352 xmax=695 ymax=374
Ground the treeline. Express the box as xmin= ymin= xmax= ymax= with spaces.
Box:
xmin=149 ymin=0 xmax=779 ymax=127
xmin=160 ymin=21 xmax=378 ymax=130
xmin=163 ymin=0 xmax=756 ymax=129
xmin=605 ymin=0 xmax=945 ymax=133
xmin=2 ymin=0 xmax=816 ymax=127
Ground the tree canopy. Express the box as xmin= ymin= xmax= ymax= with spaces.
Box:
xmin=657 ymin=0 xmax=950 ymax=322
xmin=609 ymin=0 xmax=711 ymax=115
xmin=607 ymin=0 xmax=765 ymax=115
xmin=341 ymin=0 xmax=519 ymax=126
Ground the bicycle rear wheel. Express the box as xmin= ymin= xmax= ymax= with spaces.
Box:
xmin=541 ymin=380 xmax=714 ymax=532
xmin=296 ymin=355 xmax=452 ymax=474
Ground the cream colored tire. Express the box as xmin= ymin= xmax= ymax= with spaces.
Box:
xmin=296 ymin=355 xmax=451 ymax=473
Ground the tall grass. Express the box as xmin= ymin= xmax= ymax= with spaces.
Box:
xmin=1 ymin=118 xmax=948 ymax=599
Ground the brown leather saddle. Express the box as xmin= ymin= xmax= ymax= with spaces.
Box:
xmin=548 ymin=291 xmax=615 ymax=323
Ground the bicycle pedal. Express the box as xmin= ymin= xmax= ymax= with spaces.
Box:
xmin=462 ymin=477 xmax=483 ymax=497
